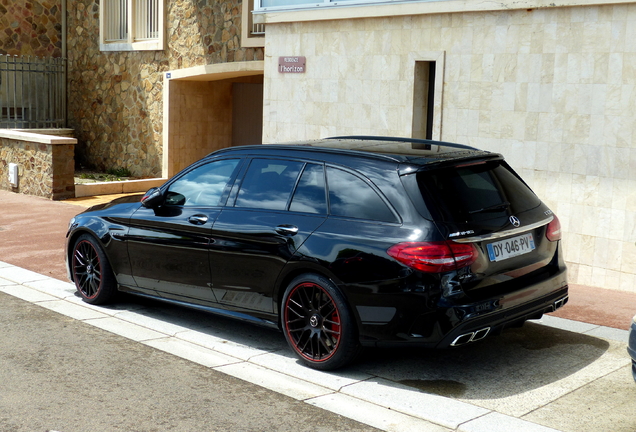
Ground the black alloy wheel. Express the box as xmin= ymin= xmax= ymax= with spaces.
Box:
xmin=282 ymin=274 xmax=360 ymax=370
xmin=72 ymin=234 xmax=117 ymax=305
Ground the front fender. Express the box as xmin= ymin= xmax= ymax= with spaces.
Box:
xmin=65 ymin=217 xmax=132 ymax=286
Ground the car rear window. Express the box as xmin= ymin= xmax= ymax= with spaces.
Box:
xmin=416 ymin=161 xmax=541 ymax=223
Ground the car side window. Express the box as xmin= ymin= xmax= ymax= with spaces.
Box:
xmin=235 ymin=159 xmax=304 ymax=210
xmin=165 ymin=159 xmax=240 ymax=207
xmin=290 ymin=164 xmax=327 ymax=214
xmin=326 ymin=166 xmax=397 ymax=222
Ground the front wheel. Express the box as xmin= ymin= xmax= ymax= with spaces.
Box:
xmin=72 ymin=234 xmax=117 ymax=305
xmin=282 ymin=274 xmax=360 ymax=370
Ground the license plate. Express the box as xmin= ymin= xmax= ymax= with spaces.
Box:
xmin=486 ymin=233 xmax=535 ymax=262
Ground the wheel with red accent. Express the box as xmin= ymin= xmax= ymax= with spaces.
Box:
xmin=72 ymin=234 xmax=117 ymax=305
xmin=282 ymin=274 xmax=360 ymax=370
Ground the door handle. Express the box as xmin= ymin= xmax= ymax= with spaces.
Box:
xmin=276 ymin=224 xmax=299 ymax=236
xmin=188 ymin=214 xmax=209 ymax=225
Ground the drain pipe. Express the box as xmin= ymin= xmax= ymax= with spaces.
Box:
xmin=61 ymin=0 xmax=67 ymax=128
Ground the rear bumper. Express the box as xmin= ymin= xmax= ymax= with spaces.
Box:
xmin=359 ymin=266 xmax=568 ymax=348
xmin=435 ymin=286 xmax=568 ymax=348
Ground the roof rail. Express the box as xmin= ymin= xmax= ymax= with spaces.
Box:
xmin=327 ymin=135 xmax=479 ymax=151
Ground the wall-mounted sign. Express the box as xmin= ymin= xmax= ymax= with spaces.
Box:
xmin=279 ymin=56 xmax=306 ymax=73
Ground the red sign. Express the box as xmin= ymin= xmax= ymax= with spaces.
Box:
xmin=278 ymin=56 xmax=306 ymax=73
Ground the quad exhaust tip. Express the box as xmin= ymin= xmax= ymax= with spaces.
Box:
xmin=450 ymin=296 xmax=569 ymax=347
xmin=451 ymin=327 xmax=491 ymax=346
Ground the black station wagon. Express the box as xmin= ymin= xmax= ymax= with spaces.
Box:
xmin=66 ymin=137 xmax=569 ymax=370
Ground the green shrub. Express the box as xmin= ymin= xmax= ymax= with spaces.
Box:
xmin=106 ymin=167 xmax=132 ymax=178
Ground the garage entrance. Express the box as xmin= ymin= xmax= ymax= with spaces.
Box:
xmin=162 ymin=61 xmax=264 ymax=178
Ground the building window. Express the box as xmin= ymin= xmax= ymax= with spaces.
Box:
xmin=100 ymin=0 xmax=164 ymax=51
xmin=241 ymin=0 xmax=265 ymax=48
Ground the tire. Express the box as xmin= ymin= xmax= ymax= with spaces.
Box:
xmin=71 ymin=234 xmax=118 ymax=305
xmin=282 ymin=274 xmax=360 ymax=370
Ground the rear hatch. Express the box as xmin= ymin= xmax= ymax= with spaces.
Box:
xmin=405 ymin=156 xmax=560 ymax=300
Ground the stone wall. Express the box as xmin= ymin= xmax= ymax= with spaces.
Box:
xmin=0 ymin=131 xmax=76 ymax=200
xmin=66 ymin=0 xmax=264 ymax=178
xmin=0 ymin=0 xmax=62 ymax=57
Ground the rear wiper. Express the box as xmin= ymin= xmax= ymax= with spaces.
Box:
xmin=468 ymin=201 xmax=510 ymax=214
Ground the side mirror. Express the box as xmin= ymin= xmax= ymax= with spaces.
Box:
xmin=141 ymin=187 xmax=163 ymax=208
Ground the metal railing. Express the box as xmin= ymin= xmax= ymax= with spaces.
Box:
xmin=0 ymin=55 xmax=66 ymax=129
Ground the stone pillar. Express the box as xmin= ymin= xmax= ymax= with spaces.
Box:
xmin=0 ymin=130 xmax=77 ymax=200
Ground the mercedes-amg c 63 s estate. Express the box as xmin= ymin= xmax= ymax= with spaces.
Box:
xmin=66 ymin=137 xmax=568 ymax=370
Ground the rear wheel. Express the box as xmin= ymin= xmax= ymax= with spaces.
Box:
xmin=282 ymin=274 xmax=360 ymax=370
xmin=72 ymin=234 xmax=117 ymax=305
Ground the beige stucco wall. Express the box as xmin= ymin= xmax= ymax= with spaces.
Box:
xmin=263 ymin=4 xmax=636 ymax=292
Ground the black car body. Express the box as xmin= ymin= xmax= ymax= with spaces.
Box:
xmin=629 ymin=315 xmax=636 ymax=382
xmin=66 ymin=137 xmax=568 ymax=370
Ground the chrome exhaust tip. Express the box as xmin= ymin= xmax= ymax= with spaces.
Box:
xmin=472 ymin=327 xmax=490 ymax=341
xmin=451 ymin=333 xmax=474 ymax=346
xmin=553 ymin=296 xmax=569 ymax=311
xmin=450 ymin=327 xmax=491 ymax=346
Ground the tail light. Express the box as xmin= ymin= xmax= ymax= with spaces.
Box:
xmin=387 ymin=241 xmax=478 ymax=273
xmin=545 ymin=215 xmax=562 ymax=242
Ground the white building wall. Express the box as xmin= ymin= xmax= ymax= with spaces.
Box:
xmin=263 ymin=4 xmax=636 ymax=292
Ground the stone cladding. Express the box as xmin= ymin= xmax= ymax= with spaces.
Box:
xmin=0 ymin=136 xmax=75 ymax=200
xmin=66 ymin=0 xmax=264 ymax=178
xmin=263 ymin=4 xmax=636 ymax=292
xmin=0 ymin=0 xmax=62 ymax=57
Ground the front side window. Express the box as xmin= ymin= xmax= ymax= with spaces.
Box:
xmin=235 ymin=159 xmax=304 ymax=210
xmin=326 ymin=166 xmax=396 ymax=222
xmin=100 ymin=0 xmax=164 ymax=51
xmin=165 ymin=159 xmax=240 ymax=207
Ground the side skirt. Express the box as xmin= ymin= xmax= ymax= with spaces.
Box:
xmin=118 ymin=289 xmax=280 ymax=330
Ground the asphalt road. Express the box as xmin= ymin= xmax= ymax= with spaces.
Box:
xmin=0 ymin=291 xmax=378 ymax=432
